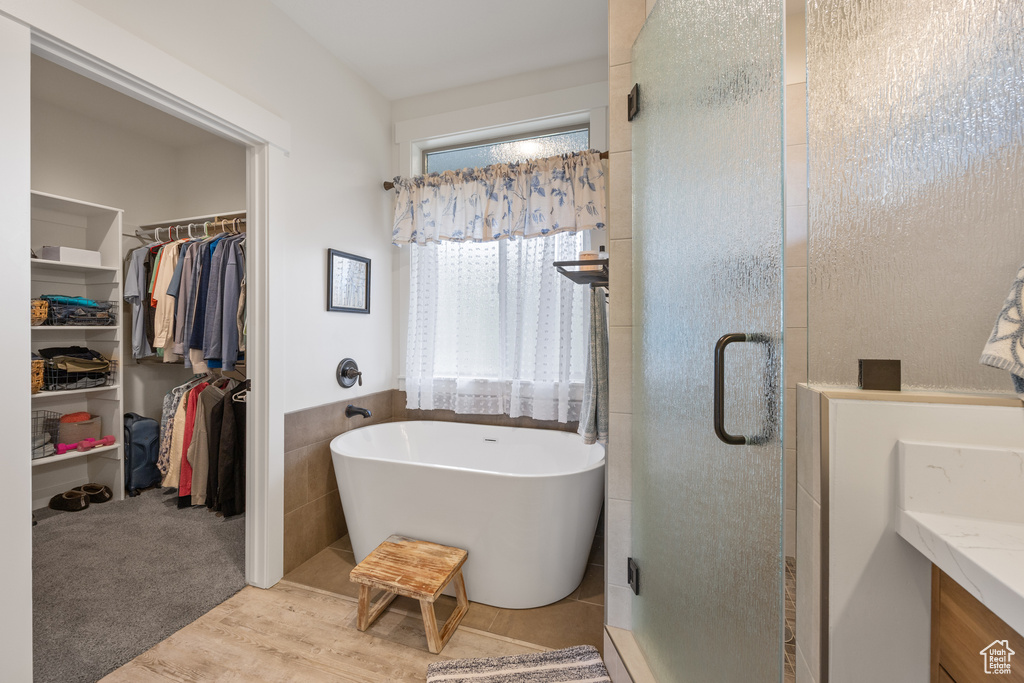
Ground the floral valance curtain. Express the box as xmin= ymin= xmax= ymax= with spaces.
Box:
xmin=391 ymin=149 xmax=607 ymax=246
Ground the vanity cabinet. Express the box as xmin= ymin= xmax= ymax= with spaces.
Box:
xmin=931 ymin=566 xmax=1024 ymax=683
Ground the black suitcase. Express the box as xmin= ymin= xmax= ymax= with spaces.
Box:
xmin=124 ymin=412 xmax=161 ymax=496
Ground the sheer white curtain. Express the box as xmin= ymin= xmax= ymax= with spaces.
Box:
xmin=405 ymin=231 xmax=590 ymax=421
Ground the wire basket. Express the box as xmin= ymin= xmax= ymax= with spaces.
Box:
xmin=31 ymin=299 xmax=48 ymax=326
xmin=31 ymin=410 xmax=61 ymax=460
xmin=42 ymin=296 xmax=117 ymax=327
xmin=41 ymin=358 xmax=118 ymax=392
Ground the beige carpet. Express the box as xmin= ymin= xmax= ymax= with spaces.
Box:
xmin=33 ymin=488 xmax=245 ymax=683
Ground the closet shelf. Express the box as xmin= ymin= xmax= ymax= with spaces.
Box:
xmin=31 ymin=259 xmax=119 ymax=275
xmin=33 ymin=385 xmax=119 ymax=400
xmin=31 ymin=325 xmax=118 ymax=333
xmin=553 ymin=259 xmax=609 ymax=287
xmin=32 ymin=443 xmax=119 ymax=467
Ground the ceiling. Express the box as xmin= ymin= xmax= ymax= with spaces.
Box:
xmin=269 ymin=0 xmax=609 ymax=101
xmin=32 ymin=55 xmax=225 ymax=148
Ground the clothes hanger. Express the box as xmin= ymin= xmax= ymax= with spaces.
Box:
xmin=232 ymin=379 xmax=250 ymax=403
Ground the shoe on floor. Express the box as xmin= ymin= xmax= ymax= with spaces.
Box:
xmin=48 ymin=490 xmax=89 ymax=512
xmin=73 ymin=483 xmax=112 ymax=504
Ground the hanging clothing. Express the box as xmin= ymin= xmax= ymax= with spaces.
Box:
xmin=126 ymin=220 xmax=248 ymax=518
xmin=162 ymin=390 xmax=192 ymax=488
xmin=142 ymin=246 xmax=159 ymax=350
xmin=124 ymin=229 xmax=245 ymax=370
xmin=177 ymin=381 xmax=209 ymax=505
xmin=152 ymin=241 xmax=182 ymax=351
xmin=125 ymin=245 xmax=156 ymax=359
xmin=216 ymin=383 xmax=247 ymax=517
xmin=153 ymin=374 xmax=245 ymax=517
xmin=191 ymin=379 xmax=232 ymax=506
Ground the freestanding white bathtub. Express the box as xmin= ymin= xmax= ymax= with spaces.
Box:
xmin=331 ymin=420 xmax=605 ymax=609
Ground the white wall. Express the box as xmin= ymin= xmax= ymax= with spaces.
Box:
xmin=0 ymin=15 xmax=33 ymax=681
xmin=391 ymin=57 xmax=607 ymax=124
xmin=173 ymin=138 xmax=248 ymax=217
xmin=32 ymin=99 xmax=180 ymax=222
xmin=71 ymin=0 xmax=395 ymax=414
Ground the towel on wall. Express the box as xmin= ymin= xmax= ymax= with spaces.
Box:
xmin=579 ymin=287 xmax=609 ymax=445
xmin=980 ymin=261 xmax=1024 ymax=399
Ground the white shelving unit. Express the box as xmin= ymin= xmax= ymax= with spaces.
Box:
xmin=31 ymin=191 xmax=125 ymax=510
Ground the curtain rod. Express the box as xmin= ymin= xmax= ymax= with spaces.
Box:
xmin=381 ymin=150 xmax=610 ymax=191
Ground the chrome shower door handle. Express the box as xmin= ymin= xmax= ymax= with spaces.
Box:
xmin=714 ymin=333 xmax=769 ymax=446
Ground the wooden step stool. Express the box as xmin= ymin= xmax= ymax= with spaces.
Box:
xmin=349 ymin=535 xmax=469 ymax=654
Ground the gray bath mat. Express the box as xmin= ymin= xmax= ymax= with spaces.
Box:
xmin=426 ymin=644 xmax=610 ymax=682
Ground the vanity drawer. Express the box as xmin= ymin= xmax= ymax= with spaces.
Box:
xmin=932 ymin=566 xmax=1024 ymax=683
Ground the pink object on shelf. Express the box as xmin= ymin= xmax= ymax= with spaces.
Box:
xmin=55 ymin=436 xmax=116 ymax=455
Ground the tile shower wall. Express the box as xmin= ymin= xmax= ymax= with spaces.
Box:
xmin=785 ymin=78 xmax=808 ymax=558
xmin=795 ymin=385 xmax=822 ymax=683
xmin=282 ymin=390 xmax=394 ymax=574
xmin=606 ymin=0 xmax=647 ymax=632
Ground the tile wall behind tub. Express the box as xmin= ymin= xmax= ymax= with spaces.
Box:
xmin=283 ymin=390 xmax=394 ymax=574
xmin=283 ymin=389 xmax=581 ymax=573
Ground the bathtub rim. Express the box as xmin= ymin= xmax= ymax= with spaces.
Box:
xmin=330 ymin=420 xmax=606 ymax=480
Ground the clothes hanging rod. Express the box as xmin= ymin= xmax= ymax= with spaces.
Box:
xmin=134 ymin=212 xmax=246 ymax=241
xmin=138 ymin=210 xmax=246 ymax=231
xmin=381 ymin=151 xmax=610 ymax=191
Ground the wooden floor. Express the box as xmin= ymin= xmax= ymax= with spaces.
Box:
xmin=285 ymin=535 xmax=605 ymax=654
xmin=101 ymin=581 xmax=545 ymax=682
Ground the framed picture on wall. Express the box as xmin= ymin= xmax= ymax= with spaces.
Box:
xmin=327 ymin=249 xmax=371 ymax=314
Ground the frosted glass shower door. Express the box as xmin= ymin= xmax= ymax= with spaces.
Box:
xmin=631 ymin=0 xmax=786 ymax=681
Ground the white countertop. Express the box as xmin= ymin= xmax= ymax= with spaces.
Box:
xmin=895 ymin=510 xmax=1024 ymax=635
xmin=895 ymin=440 xmax=1024 ymax=636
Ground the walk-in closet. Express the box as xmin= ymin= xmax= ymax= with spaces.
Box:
xmin=29 ymin=55 xmax=250 ymax=683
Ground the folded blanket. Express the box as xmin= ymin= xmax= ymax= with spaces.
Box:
xmin=980 ymin=261 xmax=1024 ymax=399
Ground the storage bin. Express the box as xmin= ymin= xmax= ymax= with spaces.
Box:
xmin=31 ymin=359 xmax=44 ymax=394
xmin=42 ymin=355 xmax=117 ymax=392
xmin=31 ymin=299 xmax=48 ymax=326
xmin=39 ymin=246 xmax=102 ymax=267
xmin=43 ymin=296 xmax=117 ymax=327
xmin=31 ymin=410 xmax=61 ymax=460
xmin=59 ymin=416 xmax=101 ymax=445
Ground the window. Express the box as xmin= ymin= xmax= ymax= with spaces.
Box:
xmin=406 ymin=129 xmax=593 ymax=422
xmin=423 ymin=128 xmax=590 ymax=174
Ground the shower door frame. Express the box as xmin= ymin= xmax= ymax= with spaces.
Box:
xmin=626 ymin=0 xmax=789 ymax=679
